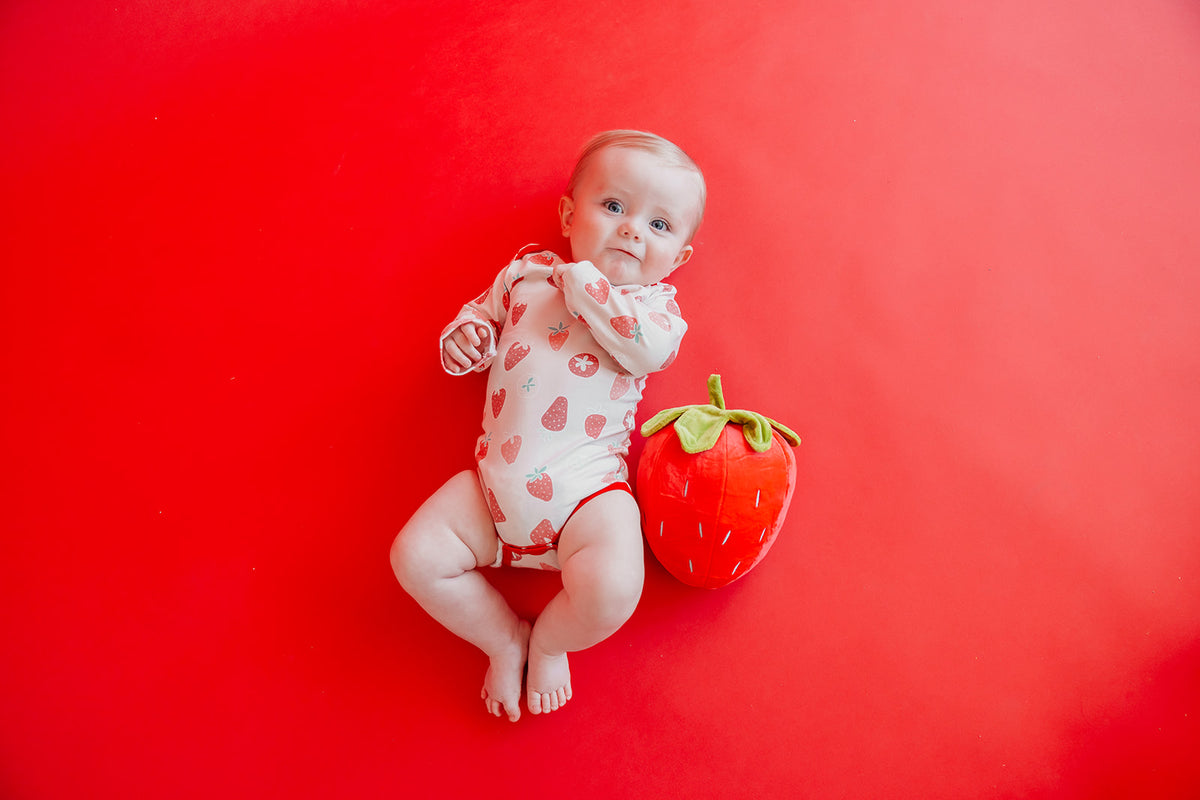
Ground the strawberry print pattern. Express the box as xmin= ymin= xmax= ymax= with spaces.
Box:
xmin=501 ymin=435 xmax=521 ymax=464
xmin=547 ymin=322 xmax=570 ymax=351
xmin=530 ymin=519 xmax=557 ymax=544
xmin=487 ymin=489 xmax=506 ymax=523
xmin=504 ymin=342 xmax=530 ymax=370
xmin=568 ymin=353 xmax=600 ymax=378
xmin=585 ymin=278 xmax=611 ymax=304
xmin=541 ymin=396 xmax=568 ymax=431
xmin=584 ymin=414 xmax=606 ymax=439
xmin=438 ymin=250 xmax=687 ymax=571
xmin=610 ymin=316 xmax=642 ymax=342
xmin=526 ymin=467 xmax=554 ymax=501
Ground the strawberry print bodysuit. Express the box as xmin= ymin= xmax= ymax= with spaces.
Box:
xmin=441 ymin=249 xmax=687 ymax=571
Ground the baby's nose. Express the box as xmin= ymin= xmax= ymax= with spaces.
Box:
xmin=620 ymin=222 xmax=642 ymax=240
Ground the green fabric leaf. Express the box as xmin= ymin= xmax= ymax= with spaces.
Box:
xmin=673 ymin=406 xmax=728 ymax=453
xmin=639 ymin=374 xmax=801 ymax=453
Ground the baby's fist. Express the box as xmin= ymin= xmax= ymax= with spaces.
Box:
xmin=443 ymin=321 xmax=493 ymax=373
xmin=551 ymin=261 xmax=573 ymax=289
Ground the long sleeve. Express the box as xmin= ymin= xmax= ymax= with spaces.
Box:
xmin=438 ymin=260 xmax=521 ymax=375
xmin=557 ymin=260 xmax=687 ymax=379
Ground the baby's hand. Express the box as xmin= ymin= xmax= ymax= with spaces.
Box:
xmin=442 ymin=321 xmax=493 ymax=372
xmin=551 ymin=260 xmax=573 ymax=289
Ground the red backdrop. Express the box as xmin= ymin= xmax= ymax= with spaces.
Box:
xmin=3 ymin=1 xmax=1198 ymax=797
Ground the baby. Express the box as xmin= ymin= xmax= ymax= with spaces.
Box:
xmin=390 ymin=130 xmax=706 ymax=721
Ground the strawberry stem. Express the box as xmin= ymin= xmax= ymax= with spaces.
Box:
xmin=639 ymin=374 xmax=801 ymax=453
xmin=707 ymin=374 xmax=725 ymax=409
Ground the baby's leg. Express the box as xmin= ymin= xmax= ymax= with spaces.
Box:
xmin=526 ymin=488 xmax=645 ymax=715
xmin=390 ymin=470 xmax=529 ymax=722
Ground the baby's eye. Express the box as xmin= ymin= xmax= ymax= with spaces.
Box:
xmin=650 ymin=218 xmax=670 ymax=232
xmin=604 ymin=200 xmax=623 ymax=214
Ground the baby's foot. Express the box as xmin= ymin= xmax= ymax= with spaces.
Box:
xmin=481 ymin=619 xmax=530 ymax=722
xmin=526 ymin=640 xmax=572 ymax=715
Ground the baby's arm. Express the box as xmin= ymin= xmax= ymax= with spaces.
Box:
xmin=439 ymin=262 xmax=518 ymax=375
xmin=555 ymin=261 xmax=688 ymax=378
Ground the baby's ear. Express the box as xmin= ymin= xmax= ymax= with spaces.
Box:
xmin=558 ymin=196 xmax=575 ymax=237
xmin=671 ymin=244 xmax=694 ymax=270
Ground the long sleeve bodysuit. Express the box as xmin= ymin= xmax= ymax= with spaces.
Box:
xmin=441 ymin=249 xmax=687 ymax=570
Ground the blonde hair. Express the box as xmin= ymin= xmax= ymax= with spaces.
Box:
xmin=566 ymin=130 xmax=707 ymax=238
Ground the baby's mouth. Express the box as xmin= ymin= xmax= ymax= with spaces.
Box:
xmin=610 ymin=247 xmax=641 ymax=262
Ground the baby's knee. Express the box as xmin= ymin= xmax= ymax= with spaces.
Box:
xmin=577 ymin=560 xmax=644 ymax=631
xmin=389 ymin=526 xmax=431 ymax=591
xmin=606 ymin=569 xmax=644 ymax=626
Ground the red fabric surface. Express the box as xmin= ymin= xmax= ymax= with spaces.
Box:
xmin=3 ymin=1 xmax=1198 ymax=797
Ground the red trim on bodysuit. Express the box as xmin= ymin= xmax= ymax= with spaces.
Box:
xmin=499 ymin=482 xmax=632 ymax=568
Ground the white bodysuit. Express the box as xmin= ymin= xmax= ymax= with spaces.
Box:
xmin=441 ymin=249 xmax=687 ymax=570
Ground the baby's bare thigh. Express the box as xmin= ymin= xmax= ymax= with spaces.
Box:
xmin=405 ymin=470 xmax=500 ymax=569
xmin=557 ymin=489 xmax=644 ymax=568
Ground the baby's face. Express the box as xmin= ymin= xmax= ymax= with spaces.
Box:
xmin=558 ymin=147 xmax=703 ymax=286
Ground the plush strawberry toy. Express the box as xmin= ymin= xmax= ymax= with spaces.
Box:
xmin=637 ymin=375 xmax=801 ymax=589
